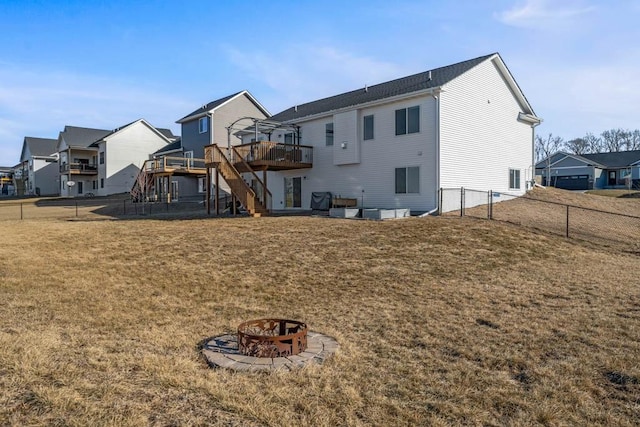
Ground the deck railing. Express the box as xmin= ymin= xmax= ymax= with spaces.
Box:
xmin=145 ymin=156 xmax=206 ymax=173
xmin=60 ymin=163 xmax=98 ymax=173
xmin=234 ymin=141 xmax=313 ymax=166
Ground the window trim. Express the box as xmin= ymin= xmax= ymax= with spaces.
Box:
xmin=198 ymin=116 xmax=209 ymax=134
xmin=395 ymin=166 xmax=420 ymax=194
xmin=395 ymin=106 xmax=420 ymax=136
xmin=363 ymin=115 xmax=374 ymax=140
xmin=325 ymin=123 xmax=334 ymax=146
xmin=509 ymin=168 xmax=521 ymax=190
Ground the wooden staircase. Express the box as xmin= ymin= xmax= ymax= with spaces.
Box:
xmin=209 ymin=144 xmax=270 ymax=216
xmin=130 ymin=163 xmax=153 ymax=202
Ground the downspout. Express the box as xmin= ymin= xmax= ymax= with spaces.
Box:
xmin=420 ymin=92 xmax=440 ymax=216
xmin=531 ymin=121 xmax=540 ymax=189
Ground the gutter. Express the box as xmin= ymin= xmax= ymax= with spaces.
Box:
xmin=280 ymin=87 xmax=442 ymax=125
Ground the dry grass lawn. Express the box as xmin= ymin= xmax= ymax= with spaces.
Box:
xmin=0 ymin=214 xmax=639 ymax=426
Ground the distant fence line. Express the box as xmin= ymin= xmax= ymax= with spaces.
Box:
xmin=0 ymin=196 xmax=219 ymax=221
xmin=440 ymin=187 xmax=640 ymax=252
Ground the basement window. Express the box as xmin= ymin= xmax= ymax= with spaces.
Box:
xmin=509 ymin=169 xmax=521 ymax=190
xmin=395 ymin=166 xmax=420 ymax=194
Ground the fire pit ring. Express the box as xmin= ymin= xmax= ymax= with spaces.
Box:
xmin=237 ymin=318 xmax=308 ymax=358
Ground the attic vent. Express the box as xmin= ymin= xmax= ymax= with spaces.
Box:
xmin=427 ymin=70 xmax=432 ymax=81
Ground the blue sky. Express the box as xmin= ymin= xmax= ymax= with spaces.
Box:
xmin=1 ymin=0 xmax=639 ymax=165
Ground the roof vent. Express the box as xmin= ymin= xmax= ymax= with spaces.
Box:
xmin=294 ymin=105 xmax=298 ymax=112
xmin=365 ymin=84 xmax=368 ymax=93
xmin=427 ymin=70 xmax=432 ymax=81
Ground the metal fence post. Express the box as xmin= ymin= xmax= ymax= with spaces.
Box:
xmin=20 ymin=203 xmax=23 ymax=220
xmin=460 ymin=187 xmax=465 ymax=217
xmin=438 ymin=188 xmax=443 ymax=215
xmin=487 ymin=190 xmax=491 ymax=219
xmin=566 ymin=205 xmax=570 ymax=238
xmin=75 ymin=201 xmax=78 ymax=217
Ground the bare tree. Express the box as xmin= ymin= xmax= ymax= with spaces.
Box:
xmin=583 ymin=132 xmax=603 ymax=153
xmin=535 ymin=133 xmax=564 ymax=186
xmin=565 ymin=137 xmax=589 ymax=155
xmin=629 ymin=130 xmax=640 ymax=151
xmin=601 ymin=128 xmax=630 ymax=152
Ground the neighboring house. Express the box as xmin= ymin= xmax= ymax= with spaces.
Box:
xmin=57 ymin=126 xmax=111 ymax=197
xmin=0 ymin=166 xmax=14 ymax=196
xmin=204 ymin=53 xmax=541 ymax=215
xmin=90 ymin=119 xmax=174 ymax=197
xmin=535 ymin=150 xmax=640 ymax=190
xmin=16 ymin=137 xmax=59 ymax=196
xmin=58 ymin=121 xmax=174 ymax=197
xmin=176 ymin=90 xmax=270 ymax=158
xmin=133 ymin=91 xmax=269 ymax=202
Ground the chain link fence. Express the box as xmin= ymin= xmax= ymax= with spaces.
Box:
xmin=0 ymin=196 xmax=215 ymax=221
xmin=440 ymin=187 xmax=640 ymax=252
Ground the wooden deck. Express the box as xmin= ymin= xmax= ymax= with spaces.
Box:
xmin=145 ymin=156 xmax=206 ymax=176
xmin=205 ymin=141 xmax=313 ymax=171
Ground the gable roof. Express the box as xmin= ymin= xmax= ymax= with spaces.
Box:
xmin=88 ymin=119 xmax=171 ymax=147
xmin=535 ymin=151 xmax=605 ymax=169
xmin=176 ymin=90 xmax=271 ymax=123
xmin=21 ymin=137 xmax=58 ymax=161
xmin=270 ymin=53 xmax=536 ymax=123
xmin=536 ymin=150 xmax=640 ymax=169
xmin=59 ymin=126 xmax=111 ymax=149
xmin=581 ymin=150 xmax=640 ymax=168
xmin=157 ymin=128 xmax=177 ymax=140
xmin=153 ymin=138 xmax=182 ymax=155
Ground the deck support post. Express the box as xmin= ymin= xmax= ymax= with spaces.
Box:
xmin=206 ymin=167 xmax=211 ymax=215
xmin=263 ymin=169 xmax=268 ymax=212
xmin=215 ymin=168 xmax=220 ymax=215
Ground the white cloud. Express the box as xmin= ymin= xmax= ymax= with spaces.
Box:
xmin=496 ymin=0 xmax=595 ymax=29
xmin=0 ymin=63 xmax=191 ymax=165
xmin=225 ymin=44 xmax=406 ymax=113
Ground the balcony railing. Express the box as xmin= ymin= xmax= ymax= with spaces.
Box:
xmin=145 ymin=156 xmax=206 ymax=174
xmin=60 ymin=163 xmax=98 ymax=174
xmin=206 ymin=141 xmax=313 ymax=171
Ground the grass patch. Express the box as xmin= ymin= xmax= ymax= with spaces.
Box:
xmin=586 ymin=189 xmax=640 ymax=198
xmin=0 ymin=216 xmax=638 ymax=425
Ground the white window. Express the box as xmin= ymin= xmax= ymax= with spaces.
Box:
xmin=325 ymin=123 xmax=334 ymax=146
xmin=395 ymin=106 xmax=420 ymax=135
xmin=395 ymin=167 xmax=420 ymax=193
xmin=198 ymin=116 xmax=208 ymax=134
xmin=363 ymin=115 xmax=374 ymax=140
xmin=509 ymin=169 xmax=521 ymax=189
xmin=198 ymin=177 xmax=206 ymax=193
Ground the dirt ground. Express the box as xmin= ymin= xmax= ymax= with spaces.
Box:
xmin=0 ymin=212 xmax=638 ymax=426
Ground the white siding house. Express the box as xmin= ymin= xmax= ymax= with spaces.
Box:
xmin=18 ymin=137 xmax=59 ymax=196
xmin=235 ymin=53 xmax=540 ymax=214
xmin=92 ymin=119 xmax=172 ymax=196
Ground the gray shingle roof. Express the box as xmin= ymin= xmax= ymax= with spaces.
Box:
xmin=177 ymin=91 xmax=243 ymax=122
xmin=270 ymin=53 xmax=496 ymax=122
xmin=157 ymin=128 xmax=177 ymax=140
xmin=60 ymin=126 xmax=111 ymax=148
xmin=24 ymin=137 xmax=58 ymax=157
xmin=87 ymin=119 xmax=174 ymax=147
xmin=153 ymin=138 xmax=182 ymax=155
xmin=581 ymin=150 xmax=640 ymax=168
